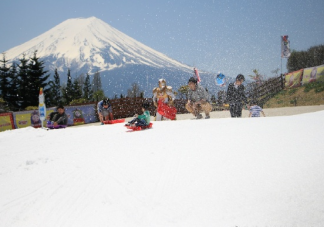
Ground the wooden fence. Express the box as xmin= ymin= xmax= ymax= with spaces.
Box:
xmin=245 ymin=74 xmax=285 ymax=107
xmin=109 ymin=98 xmax=189 ymax=119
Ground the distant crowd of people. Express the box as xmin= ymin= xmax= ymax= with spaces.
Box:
xmin=47 ymin=73 xmax=266 ymax=128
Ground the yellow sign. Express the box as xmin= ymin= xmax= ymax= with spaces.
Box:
xmin=285 ymin=69 xmax=303 ymax=88
xmin=14 ymin=109 xmax=54 ymax=128
xmin=302 ymin=65 xmax=324 ymax=85
xmin=0 ymin=113 xmax=14 ymax=132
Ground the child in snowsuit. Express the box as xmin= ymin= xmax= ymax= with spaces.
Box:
xmin=249 ymin=100 xmax=266 ymax=117
xmin=127 ymin=103 xmax=151 ymax=127
xmin=226 ymin=74 xmax=248 ymax=118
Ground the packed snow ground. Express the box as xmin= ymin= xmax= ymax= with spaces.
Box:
xmin=1 ymin=111 xmax=324 ymax=227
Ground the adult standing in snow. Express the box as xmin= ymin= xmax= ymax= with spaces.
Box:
xmin=47 ymin=105 xmax=68 ymax=126
xmin=226 ymin=74 xmax=248 ymax=118
xmin=186 ymin=77 xmax=212 ymax=119
xmin=97 ymin=99 xmax=114 ymax=125
xmin=152 ymin=79 xmax=177 ymax=121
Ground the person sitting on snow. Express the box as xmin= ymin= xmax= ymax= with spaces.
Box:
xmin=152 ymin=79 xmax=177 ymax=121
xmin=126 ymin=102 xmax=151 ymax=127
xmin=47 ymin=105 xmax=68 ymax=126
xmin=186 ymin=77 xmax=212 ymax=119
xmin=97 ymin=99 xmax=114 ymax=125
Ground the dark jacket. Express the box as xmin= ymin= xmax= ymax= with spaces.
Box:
xmin=49 ymin=111 xmax=68 ymax=125
xmin=226 ymin=83 xmax=248 ymax=104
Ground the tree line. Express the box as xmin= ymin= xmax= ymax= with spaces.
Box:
xmin=287 ymin=44 xmax=324 ymax=72
xmin=0 ymin=51 xmax=105 ymax=112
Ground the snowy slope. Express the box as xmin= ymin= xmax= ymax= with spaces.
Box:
xmin=1 ymin=111 xmax=324 ymax=226
xmin=4 ymin=17 xmax=192 ymax=74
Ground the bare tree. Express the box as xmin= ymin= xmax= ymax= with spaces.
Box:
xmin=127 ymin=83 xmax=143 ymax=98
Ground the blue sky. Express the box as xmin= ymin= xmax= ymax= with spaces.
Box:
xmin=1 ymin=0 xmax=323 ymax=78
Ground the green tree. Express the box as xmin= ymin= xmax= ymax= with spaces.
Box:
xmin=93 ymin=90 xmax=105 ymax=102
xmin=287 ymin=44 xmax=324 ymax=72
xmin=83 ymin=73 xmax=92 ymax=101
xmin=63 ymin=69 xmax=73 ymax=104
xmin=17 ymin=54 xmax=30 ymax=109
xmin=72 ymin=77 xmax=82 ymax=101
xmin=7 ymin=62 xmax=20 ymax=110
xmin=92 ymin=70 xmax=102 ymax=93
xmin=0 ymin=97 xmax=9 ymax=113
xmin=48 ymin=68 xmax=62 ymax=107
xmin=178 ymin=85 xmax=189 ymax=99
xmin=28 ymin=50 xmax=50 ymax=106
xmin=0 ymin=54 xmax=11 ymax=102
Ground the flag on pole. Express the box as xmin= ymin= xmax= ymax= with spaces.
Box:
xmin=193 ymin=68 xmax=201 ymax=83
xmin=281 ymin=35 xmax=291 ymax=58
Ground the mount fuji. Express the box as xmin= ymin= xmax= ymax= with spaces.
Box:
xmin=3 ymin=17 xmax=216 ymax=97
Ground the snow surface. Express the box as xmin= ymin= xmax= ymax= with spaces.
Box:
xmin=4 ymin=17 xmax=192 ymax=74
xmin=1 ymin=111 xmax=324 ymax=227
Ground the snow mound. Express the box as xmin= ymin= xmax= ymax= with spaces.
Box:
xmin=1 ymin=111 xmax=324 ymax=226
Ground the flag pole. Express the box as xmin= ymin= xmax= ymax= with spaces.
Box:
xmin=280 ymin=36 xmax=282 ymax=75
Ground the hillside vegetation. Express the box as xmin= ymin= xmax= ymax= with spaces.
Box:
xmin=264 ymin=82 xmax=324 ymax=108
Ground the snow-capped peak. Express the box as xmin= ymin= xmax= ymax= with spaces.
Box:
xmin=4 ymin=17 xmax=192 ymax=74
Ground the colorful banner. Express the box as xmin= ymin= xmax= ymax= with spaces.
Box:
xmin=10 ymin=104 xmax=97 ymax=129
xmin=281 ymin=35 xmax=291 ymax=58
xmin=0 ymin=113 xmax=15 ymax=132
xmin=302 ymin=65 xmax=324 ymax=85
xmin=285 ymin=69 xmax=303 ymax=88
xmin=64 ymin=104 xmax=97 ymax=126
xmin=13 ymin=109 xmax=55 ymax=129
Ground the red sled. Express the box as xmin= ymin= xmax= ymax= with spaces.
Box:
xmin=103 ymin=119 xmax=125 ymax=124
xmin=157 ymin=101 xmax=177 ymax=120
xmin=125 ymin=122 xmax=153 ymax=131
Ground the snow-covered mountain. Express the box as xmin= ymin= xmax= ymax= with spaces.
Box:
xmin=4 ymin=17 xmax=217 ymax=97
xmin=5 ymin=17 xmax=191 ymax=74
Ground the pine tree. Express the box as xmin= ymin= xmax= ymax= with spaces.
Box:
xmin=77 ymin=73 xmax=85 ymax=92
xmin=72 ymin=78 xmax=82 ymax=101
xmin=83 ymin=73 xmax=93 ymax=101
xmin=48 ymin=68 xmax=62 ymax=107
xmin=7 ymin=63 xmax=20 ymax=110
xmin=28 ymin=50 xmax=50 ymax=106
xmin=92 ymin=71 xmax=102 ymax=93
xmin=0 ymin=54 xmax=11 ymax=102
xmin=53 ymin=68 xmax=62 ymax=104
xmin=63 ymin=69 xmax=73 ymax=104
xmin=17 ymin=54 xmax=30 ymax=109
xmin=92 ymin=90 xmax=105 ymax=103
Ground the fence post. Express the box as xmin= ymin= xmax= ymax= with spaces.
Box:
xmin=280 ymin=74 xmax=285 ymax=90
